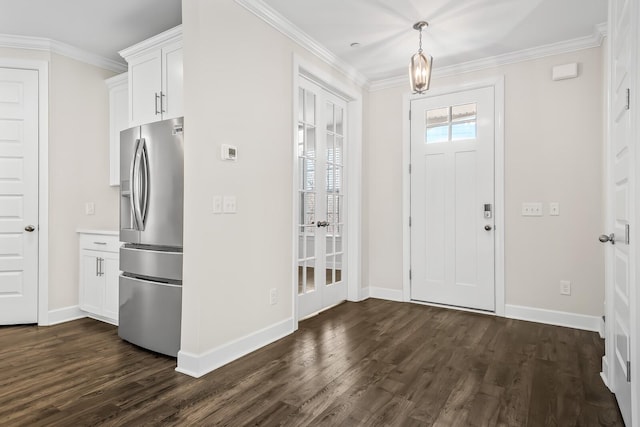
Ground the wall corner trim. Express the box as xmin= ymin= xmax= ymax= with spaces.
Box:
xmin=0 ymin=33 xmax=127 ymax=73
xmin=176 ymin=317 xmax=295 ymax=378
xmin=505 ymin=304 xmax=602 ymax=332
xmin=45 ymin=305 xmax=86 ymax=326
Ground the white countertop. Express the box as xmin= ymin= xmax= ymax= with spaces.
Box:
xmin=76 ymin=229 xmax=119 ymax=236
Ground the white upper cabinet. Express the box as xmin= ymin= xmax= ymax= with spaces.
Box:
xmin=105 ymin=73 xmax=128 ymax=186
xmin=119 ymin=26 xmax=183 ymax=127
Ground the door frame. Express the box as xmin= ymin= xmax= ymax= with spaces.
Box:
xmin=402 ymin=76 xmax=505 ymax=316
xmin=291 ymin=54 xmax=363 ymax=329
xmin=0 ymin=58 xmax=49 ymax=325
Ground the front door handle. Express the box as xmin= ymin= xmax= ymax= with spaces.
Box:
xmin=25 ymin=225 xmax=35 ymax=232
xmin=484 ymin=225 xmax=492 ymax=231
xmin=599 ymin=233 xmax=615 ymax=244
xmin=317 ymin=221 xmax=330 ymax=228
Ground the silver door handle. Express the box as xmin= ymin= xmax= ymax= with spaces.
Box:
xmin=139 ymin=139 xmax=149 ymax=228
xmin=599 ymin=233 xmax=615 ymax=244
xmin=161 ymin=92 xmax=166 ymax=113
xmin=100 ymin=258 xmax=104 ymax=276
xmin=484 ymin=225 xmax=492 ymax=231
xmin=96 ymin=257 xmax=100 ymax=276
xmin=24 ymin=225 xmax=35 ymax=232
xmin=155 ymin=93 xmax=160 ymax=115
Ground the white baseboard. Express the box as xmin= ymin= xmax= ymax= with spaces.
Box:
xmin=45 ymin=305 xmax=86 ymax=326
xmin=357 ymin=286 xmax=370 ymax=301
xmin=368 ymin=287 xmax=404 ymax=302
xmin=176 ymin=317 xmax=294 ymax=378
xmin=505 ymin=304 xmax=601 ymax=332
xmin=601 ymin=356 xmax=610 ymax=390
xmin=598 ymin=316 xmax=605 ymax=339
xmin=86 ymin=313 xmax=118 ymax=326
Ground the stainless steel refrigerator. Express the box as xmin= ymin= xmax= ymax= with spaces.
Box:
xmin=118 ymin=117 xmax=184 ymax=357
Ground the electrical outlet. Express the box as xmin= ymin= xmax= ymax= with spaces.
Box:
xmin=522 ymin=202 xmax=543 ymax=216
xmin=560 ymin=280 xmax=571 ymax=295
xmin=269 ymin=288 xmax=278 ymax=305
xmin=85 ymin=202 xmax=95 ymax=215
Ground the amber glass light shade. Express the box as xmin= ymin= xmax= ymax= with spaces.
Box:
xmin=409 ymin=51 xmax=432 ymax=94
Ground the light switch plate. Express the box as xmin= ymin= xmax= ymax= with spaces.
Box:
xmin=223 ymin=196 xmax=237 ymax=213
xmin=213 ymin=196 xmax=222 ymax=214
xmin=85 ymin=202 xmax=95 ymax=215
xmin=521 ymin=202 xmax=543 ymax=216
xmin=549 ymin=202 xmax=560 ymax=216
xmin=560 ymin=280 xmax=571 ymax=295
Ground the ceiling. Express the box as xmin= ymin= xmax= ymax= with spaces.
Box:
xmin=0 ymin=0 xmax=607 ymax=83
xmin=0 ymin=0 xmax=182 ymax=62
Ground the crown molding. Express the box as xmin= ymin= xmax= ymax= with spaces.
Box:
xmin=369 ymin=22 xmax=608 ymax=92
xmin=0 ymin=33 xmax=126 ymax=73
xmin=234 ymin=0 xmax=369 ymax=88
xmin=105 ymin=72 xmax=127 ymax=89
xmin=118 ymin=25 xmax=182 ymax=61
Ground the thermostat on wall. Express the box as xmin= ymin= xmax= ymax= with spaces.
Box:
xmin=221 ymin=144 xmax=237 ymax=161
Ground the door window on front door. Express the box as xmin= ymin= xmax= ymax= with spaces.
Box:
xmin=410 ymin=87 xmax=495 ymax=312
xmin=297 ymin=79 xmax=347 ymax=319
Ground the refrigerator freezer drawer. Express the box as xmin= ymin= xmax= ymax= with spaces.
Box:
xmin=120 ymin=246 xmax=182 ymax=281
xmin=118 ymin=275 xmax=182 ymax=357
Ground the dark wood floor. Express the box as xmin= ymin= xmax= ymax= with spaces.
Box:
xmin=0 ymin=299 xmax=623 ymax=426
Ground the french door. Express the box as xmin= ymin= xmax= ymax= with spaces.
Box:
xmin=410 ymin=86 xmax=495 ymax=311
xmin=296 ymin=77 xmax=347 ymax=319
xmin=0 ymin=68 xmax=39 ymax=324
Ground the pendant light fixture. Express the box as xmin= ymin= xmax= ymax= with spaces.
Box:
xmin=409 ymin=21 xmax=433 ymax=94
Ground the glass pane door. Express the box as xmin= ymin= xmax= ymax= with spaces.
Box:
xmin=297 ymin=78 xmax=348 ymax=319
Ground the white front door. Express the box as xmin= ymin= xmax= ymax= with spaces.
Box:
xmin=297 ymin=77 xmax=347 ymax=319
xmin=0 ymin=67 xmax=39 ymax=324
xmin=604 ymin=0 xmax=634 ymax=423
xmin=410 ymin=87 xmax=495 ymax=311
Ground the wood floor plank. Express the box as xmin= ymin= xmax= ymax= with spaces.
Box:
xmin=0 ymin=300 xmax=624 ymax=426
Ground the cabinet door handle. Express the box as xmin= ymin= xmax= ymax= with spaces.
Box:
xmin=155 ymin=93 xmax=160 ymax=115
xmin=96 ymin=257 xmax=100 ymax=276
xmin=161 ymin=92 xmax=166 ymax=113
xmin=100 ymin=258 xmax=104 ymax=276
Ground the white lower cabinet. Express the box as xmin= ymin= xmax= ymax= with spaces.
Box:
xmin=78 ymin=231 xmax=120 ymax=325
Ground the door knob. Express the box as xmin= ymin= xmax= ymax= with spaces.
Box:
xmin=24 ymin=225 xmax=35 ymax=232
xmin=599 ymin=233 xmax=615 ymax=244
xmin=484 ymin=225 xmax=492 ymax=231
xmin=316 ymin=221 xmax=330 ymax=228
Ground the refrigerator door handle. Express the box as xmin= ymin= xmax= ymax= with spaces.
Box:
xmin=140 ymin=138 xmax=149 ymax=228
xmin=130 ymin=138 xmax=144 ymax=230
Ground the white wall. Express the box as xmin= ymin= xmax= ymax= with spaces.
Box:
xmin=367 ymin=46 xmax=605 ymax=316
xmin=180 ymin=0 xmax=363 ymax=359
xmin=48 ymin=54 xmax=119 ymax=309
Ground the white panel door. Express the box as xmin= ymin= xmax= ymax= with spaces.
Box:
xmin=297 ymin=78 xmax=347 ymax=319
xmin=0 ymin=68 xmax=38 ymax=324
xmin=604 ymin=0 xmax=634 ymax=424
xmin=410 ymin=87 xmax=495 ymax=311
